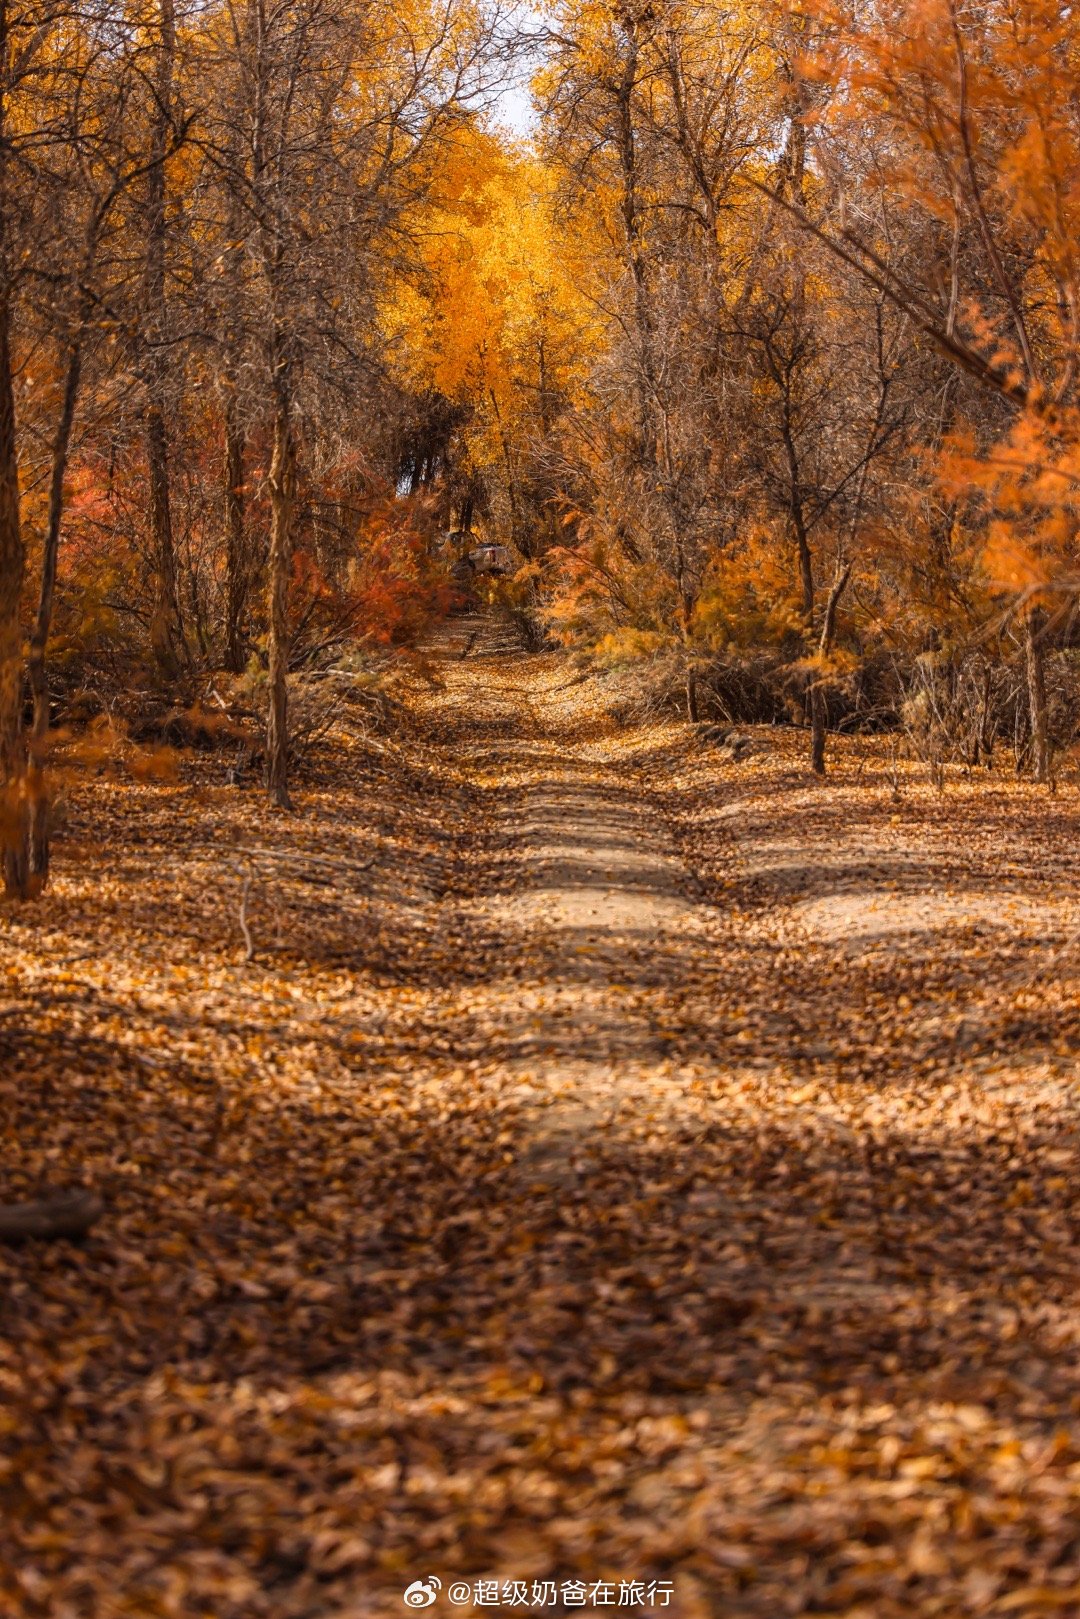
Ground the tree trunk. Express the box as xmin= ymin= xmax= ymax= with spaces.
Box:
xmin=0 ymin=4 xmax=27 ymax=899
xmin=0 ymin=289 xmax=26 ymax=899
xmin=810 ymin=562 xmax=853 ymax=779
xmin=613 ymin=23 xmax=658 ymax=469
xmin=144 ymin=0 xmax=185 ymax=680
xmin=27 ymin=330 xmax=84 ymax=885
xmin=1025 ymin=604 xmax=1049 ymax=784
xmin=146 ymin=402 xmax=185 ymax=676
xmin=790 ymin=510 xmax=818 ymax=773
xmin=810 ymin=685 xmax=827 ymax=776
xmin=265 ymin=400 xmax=294 ymax=808
xmin=223 ymin=395 xmax=247 ymax=672
xmin=686 ymin=666 xmax=699 ymax=723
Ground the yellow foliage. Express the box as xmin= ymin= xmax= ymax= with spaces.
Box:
xmin=592 ymin=627 xmax=666 ymax=667
xmin=384 ymin=127 xmax=598 ymax=496
xmin=693 ymin=529 xmax=807 ymax=649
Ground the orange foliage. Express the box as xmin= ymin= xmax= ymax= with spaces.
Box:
xmin=348 ymin=499 xmax=459 ymax=645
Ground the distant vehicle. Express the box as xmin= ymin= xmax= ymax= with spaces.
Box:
xmin=469 ymin=544 xmax=513 ymax=575
xmin=449 ymin=542 xmax=514 ymax=582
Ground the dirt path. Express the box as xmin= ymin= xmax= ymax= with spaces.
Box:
xmin=418 ymin=620 xmax=708 ymax=1186
xmin=4 ymin=619 xmax=1080 ymax=1618
xmin=400 ymin=620 xmax=1080 ymax=1618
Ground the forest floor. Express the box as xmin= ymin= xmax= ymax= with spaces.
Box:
xmin=3 ymin=617 xmax=1080 ymax=1618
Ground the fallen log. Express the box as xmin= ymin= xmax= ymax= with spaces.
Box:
xmin=0 ymin=1190 xmax=103 ymax=1242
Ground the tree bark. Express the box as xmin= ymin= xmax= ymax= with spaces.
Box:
xmin=27 ymin=328 xmax=85 ymax=885
xmin=0 ymin=287 xmax=26 ymax=899
xmin=0 ymin=2 xmax=27 ymax=899
xmin=146 ymin=402 xmax=184 ymax=676
xmin=613 ymin=22 xmax=658 ymax=468
xmin=686 ymin=666 xmax=699 ymax=723
xmin=809 ymin=685 xmax=827 ymax=777
xmin=223 ymin=394 xmax=248 ymax=672
xmin=144 ymin=0 xmax=186 ymax=680
xmin=810 ymin=562 xmax=853 ymax=778
xmin=265 ymin=398 xmax=294 ymax=808
xmin=1025 ymin=603 xmax=1049 ymax=784
xmin=777 ymin=37 xmax=823 ymax=776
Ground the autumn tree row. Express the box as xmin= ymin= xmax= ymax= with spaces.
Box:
xmin=0 ymin=0 xmax=507 ymax=894
xmin=413 ymin=0 xmax=1080 ymax=781
xmin=1 ymin=0 xmax=1078 ymax=899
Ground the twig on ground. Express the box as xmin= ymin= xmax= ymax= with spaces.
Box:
xmin=239 ymin=873 xmax=254 ymax=962
xmin=0 ymin=1190 xmax=103 ymax=1242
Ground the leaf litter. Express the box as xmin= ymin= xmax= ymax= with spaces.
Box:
xmin=2 ymin=621 xmax=1080 ymax=1617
